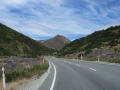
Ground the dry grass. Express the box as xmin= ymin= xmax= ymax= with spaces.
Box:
xmin=0 ymin=58 xmax=6 ymax=67
xmin=0 ymin=63 xmax=6 ymax=67
xmin=0 ymin=78 xmax=28 ymax=90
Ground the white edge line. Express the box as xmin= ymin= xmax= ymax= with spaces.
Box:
xmin=75 ymin=60 xmax=120 ymax=67
xmin=49 ymin=60 xmax=57 ymax=90
xmin=89 ymin=68 xmax=97 ymax=71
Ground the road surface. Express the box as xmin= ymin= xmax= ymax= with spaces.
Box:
xmin=39 ymin=56 xmax=120 ymax=90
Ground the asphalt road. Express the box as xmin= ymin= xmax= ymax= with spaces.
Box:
xmin=39 ymin=56 xmax=120 ymax=90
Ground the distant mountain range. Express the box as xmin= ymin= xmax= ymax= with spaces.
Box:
xmin=39 ymin=35 xmax=71 ymax=50
xmin=0 ymin=23 xmax=54 ymax=57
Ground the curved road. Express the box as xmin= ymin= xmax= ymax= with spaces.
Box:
xmin=39 ymin=56 xmax=120 ymax=90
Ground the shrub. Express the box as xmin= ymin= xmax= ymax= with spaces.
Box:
xmin=85 ymin=49 xmax=92 ymax=55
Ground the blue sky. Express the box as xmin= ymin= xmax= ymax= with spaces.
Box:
xmin=0 ymin=0 xmax=120 ymax=41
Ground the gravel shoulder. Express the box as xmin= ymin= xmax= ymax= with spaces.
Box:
xmin=15 ymin=62 xmax=51 ymax=90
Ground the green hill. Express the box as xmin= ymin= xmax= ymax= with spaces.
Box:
xmin=58 ymin=25 xmax=120 ymax=60
xmin=0 ymin=23 xmax=54 ymax=57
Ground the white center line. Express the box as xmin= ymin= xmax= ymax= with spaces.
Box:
xmin=89 ymin=68 xmax=97 ymax=71
xmin=76 ymin=64 xmax=81 ymax=66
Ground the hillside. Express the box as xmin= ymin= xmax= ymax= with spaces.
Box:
xmin=58 ymin=25 xmax=120 ymax=61
xmin=0 ymin=23 xmax=54 ymax=57
xmin=39 ymin=35 xmax=71 ymax=50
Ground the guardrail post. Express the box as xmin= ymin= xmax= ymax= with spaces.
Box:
xmin=81 ymin=54 xmax=82 ymax=60
xmin=98 ymin=58 xmax=100 ymax=62
xmin=2 ymin=67 xmax=6 ymax=89
xmin=43 ymin=58 xmax=45 ymax=63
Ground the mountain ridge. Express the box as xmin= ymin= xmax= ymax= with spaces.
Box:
xmin=58 ymin=25 xmax=120 ymax=61
xmin=0 ymin=23 xmax=54 ymax=57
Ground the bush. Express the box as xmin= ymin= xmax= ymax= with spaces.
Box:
xmin=85 ymin=49 xmax=92 ymax=55
xmin=5 ymin=70 xmax=25 ymax=82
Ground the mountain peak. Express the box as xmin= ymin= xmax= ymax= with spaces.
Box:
xmin=56 ymin=34 xmax=62 ymax=36
xmin=40 ymin=35 xmax=71 ymax=50
xmin=55 ymin=34 xmax=63 ymax=37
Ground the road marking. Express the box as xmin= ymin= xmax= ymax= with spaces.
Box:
xmin=76 ymin=64 xmax=81 ymax=66
xmin=89 ymin=68 xmax=97 ymax=71
xmin=49 ymin=60 xmax=57 ymax=90
xmin=69 ymin=62 xmax=72 ymax=64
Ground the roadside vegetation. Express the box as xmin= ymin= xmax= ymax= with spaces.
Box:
xmin=4 ymin=62 xmax=48 ymax=82
xmin=0 ymin=57 xmax=49 ymax=90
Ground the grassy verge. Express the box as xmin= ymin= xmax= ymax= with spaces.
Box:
xmin=5 ymin=61 xmax=49 ymax=82
xmin=0 ymin=61 xmax=49 ymax=90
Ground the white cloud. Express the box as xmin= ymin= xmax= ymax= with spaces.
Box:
xmin=0 ymin=0 xmax=29 ymax=5
xmin=0 ymin=0 xmax=120 ymax=40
